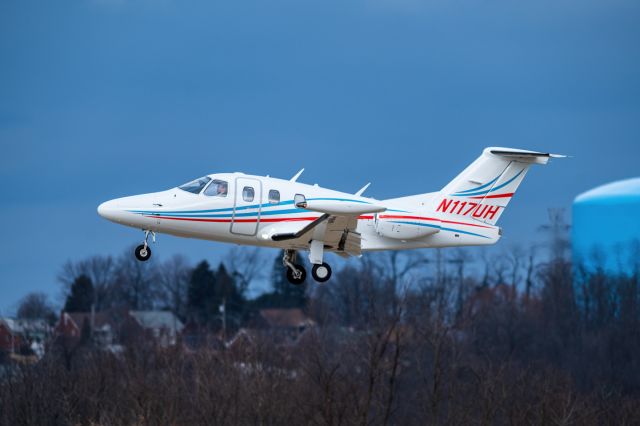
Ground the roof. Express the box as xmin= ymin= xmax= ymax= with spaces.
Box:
xmin=574 ymin=178 xmax=640 ymax=204
xmin=66 ymin=312 xmax=113 ymax=330
xmin=129 ymin=311 xmax=184 ymax=332
xmin=0 ymin=318 xmax=49 ymax=334
xmin=0 ymin=318 xmax=23 ymax=333
xmin=259 ymin=308 xmax=315 ymax=328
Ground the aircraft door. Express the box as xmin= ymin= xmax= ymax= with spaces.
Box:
xmin=230 ymin=177 xmax=262 ymax=236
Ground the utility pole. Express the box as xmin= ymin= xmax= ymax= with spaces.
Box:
xmin=219 ymin=297 xmax=227 ymax=340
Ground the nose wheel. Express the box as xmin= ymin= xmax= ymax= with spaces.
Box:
xmin=135 ymin=244 xmax=152 ymax=261
xmin=311 ymin=263 xmax=332 ymax=283
xmin=134 ymin=230 xmax=155 ymax=262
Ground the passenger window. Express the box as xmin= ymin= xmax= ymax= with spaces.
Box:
xmin=243 ymin=186 xmax=254 ymax=202
xmin=268 ymin=190 xmax=280 ymax=204
xmin=203 ymin=180 xmax=228 ymax=197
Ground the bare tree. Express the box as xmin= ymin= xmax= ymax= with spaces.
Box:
xmin=16 ymin=292 xmax=56 ymax=324
xmin=57 ymin=255 xmax=115 ymax=311
xmin=225 ymin=246 xmax=266 ymax=296
xmin=523 ymin=246 xmax=538 ymax=303
xmin=448 ymin=248 xmax=472 ymax=321
xmin=109 ymin=247 xmax=159 ymax=310
xmin=506 ymin=245 xmax=523 ymax=298
xmin=156 ymin=255 xmax=191 ymax=319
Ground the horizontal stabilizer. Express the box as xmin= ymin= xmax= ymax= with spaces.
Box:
xmin=488 ymin=148 xmax=566 ymax=165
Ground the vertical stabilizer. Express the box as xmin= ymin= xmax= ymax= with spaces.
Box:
xmin=436 ymin=147 xmax=558 ymax=225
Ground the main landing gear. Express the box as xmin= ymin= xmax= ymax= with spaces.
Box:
xmin=134 ymin=230 xmax=155 ymax=262
xmin=283 ymin=249 xmax=332 ymax=285
xmin=283 ymin=249 xmax=306 ymax=285
xmin=311 ymin=263 xmax=332 ymax=283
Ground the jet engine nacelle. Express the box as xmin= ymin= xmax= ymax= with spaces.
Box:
xmin=374 ymin=215 xmax=440 ymax=240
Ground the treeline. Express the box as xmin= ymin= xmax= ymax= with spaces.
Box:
xmin=3 ymin=236 xmax=640 ymax=424
xmin=14 ymin=246 xmax=308 ymax=332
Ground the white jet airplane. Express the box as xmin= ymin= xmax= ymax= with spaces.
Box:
xmin=98 ymin=147 xmax=562 ymax=285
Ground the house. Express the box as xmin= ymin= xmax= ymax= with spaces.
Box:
xmin=0 ymin=318 xmax=51 ymax=357
xmin=55 ymin=311 xmax=116 ymax=348
xmin=0 ymin=319 xmax=23 ymax=354
xmin=55 ymin=310 xmax=184 ymax=348
xmin=229 ymin=308 xmax=316 ymax=348
xmin=127 ymin=311 xmax=184 ymax=347
xmin=258 ymin=308 xmax=315 ymax=333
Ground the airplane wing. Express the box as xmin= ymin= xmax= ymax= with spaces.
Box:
xmin=265 ymin=196 xmax=386 ymax=257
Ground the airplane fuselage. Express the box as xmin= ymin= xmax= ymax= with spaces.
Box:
xmin=98 ymin=172 xmax=499 ymax=253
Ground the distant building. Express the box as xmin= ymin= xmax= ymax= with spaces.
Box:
xmin=0 ymin=319 xmax=24 ymax=354
xmin=128 ymin=311 xmax=184 ymax=347
xmin=258 ymin=308 xmax=315 ymax=333
xmin=225 ymin=308 xmax=315 ymax=354
xmin=573 ymin=178 xmax=640 ymax=275
xmin=0 ymin=318 xmax=51 ymax=357
xmin=55 ymin=310 xmax=184 ymax=349
xmin=57 ymin=311 xmax=118 ymax=347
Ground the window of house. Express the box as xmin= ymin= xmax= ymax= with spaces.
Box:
xmin=243 ymin=186 xmax=255 ymax=202
xmin=268 ymin=189 xmax=280 ymax=204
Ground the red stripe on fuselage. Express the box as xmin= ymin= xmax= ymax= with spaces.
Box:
xmin=145 ymin=214 xmax=492 ymax=229
xmin=379 ymin=215 xmax=439 ymax=221
xmin=146 ymin=215 xmax=320 ymax=223
xmin=379 ymin=214 xmax=492 ymax=229
xmin=440 ymin=219 xmax=492 ymax=229
xmin=468 ymin=193 xmax=514 ymax=199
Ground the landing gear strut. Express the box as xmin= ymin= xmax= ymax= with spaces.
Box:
xmin=309 ymin=239 xmax=332 ymax=283
xmin=135 ymin=230 xmax=155 ymax=262
xmin=283 ymin=249 xmax=306 ymax=285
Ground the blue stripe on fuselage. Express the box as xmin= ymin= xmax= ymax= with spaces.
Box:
xmin=128 ymin=197 xmax=379 ymax=217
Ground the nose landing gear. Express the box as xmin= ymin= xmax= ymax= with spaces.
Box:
xmin=134 ymin=230 xmax=155 ymax=262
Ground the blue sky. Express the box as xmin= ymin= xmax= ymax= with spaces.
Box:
xmin=1 ymin=0 xmax=639 ymax=313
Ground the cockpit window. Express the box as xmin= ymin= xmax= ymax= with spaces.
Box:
xmin=178 ymin=176 xmax=211 ymax=194
xmin=204 ymin=179 xmax=228 ymax=197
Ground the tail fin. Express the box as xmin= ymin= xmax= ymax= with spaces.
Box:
xmin=436 ymin=147 xmax=562 ymax=225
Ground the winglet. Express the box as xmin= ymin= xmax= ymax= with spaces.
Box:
xmin=290 ymin=168 xmax=304 ymax=182
xmin=355 ymin=182 xmax=371 ymax=196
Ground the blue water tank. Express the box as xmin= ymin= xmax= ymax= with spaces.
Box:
xmin=572 ymin=178 xmax=640 ymax=275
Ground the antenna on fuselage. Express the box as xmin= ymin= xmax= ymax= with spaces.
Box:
xmin=290 ymin=168 xmax=305 ymax=182
xmin=355 ymin=182 xmax=371 ymax=196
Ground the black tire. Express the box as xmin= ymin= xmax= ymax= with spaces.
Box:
xmin=286 ymin=264 xmax=306 ymax=285
xmin=311 ymin=263 xmax=332 ymax=283
xmin=135 ymin=244 xmax=152 ymax=262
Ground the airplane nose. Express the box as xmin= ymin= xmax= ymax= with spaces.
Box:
xmin=98 ymin=193 xmax=161 ymax=228
xmin=97 ymin=200 xmax=120 ymax=222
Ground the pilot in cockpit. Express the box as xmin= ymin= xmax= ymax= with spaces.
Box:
xmin=203 ymin=179 xmax=228 ymax=197
xmin=216 ymin=181 xmax=228 ymax=196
